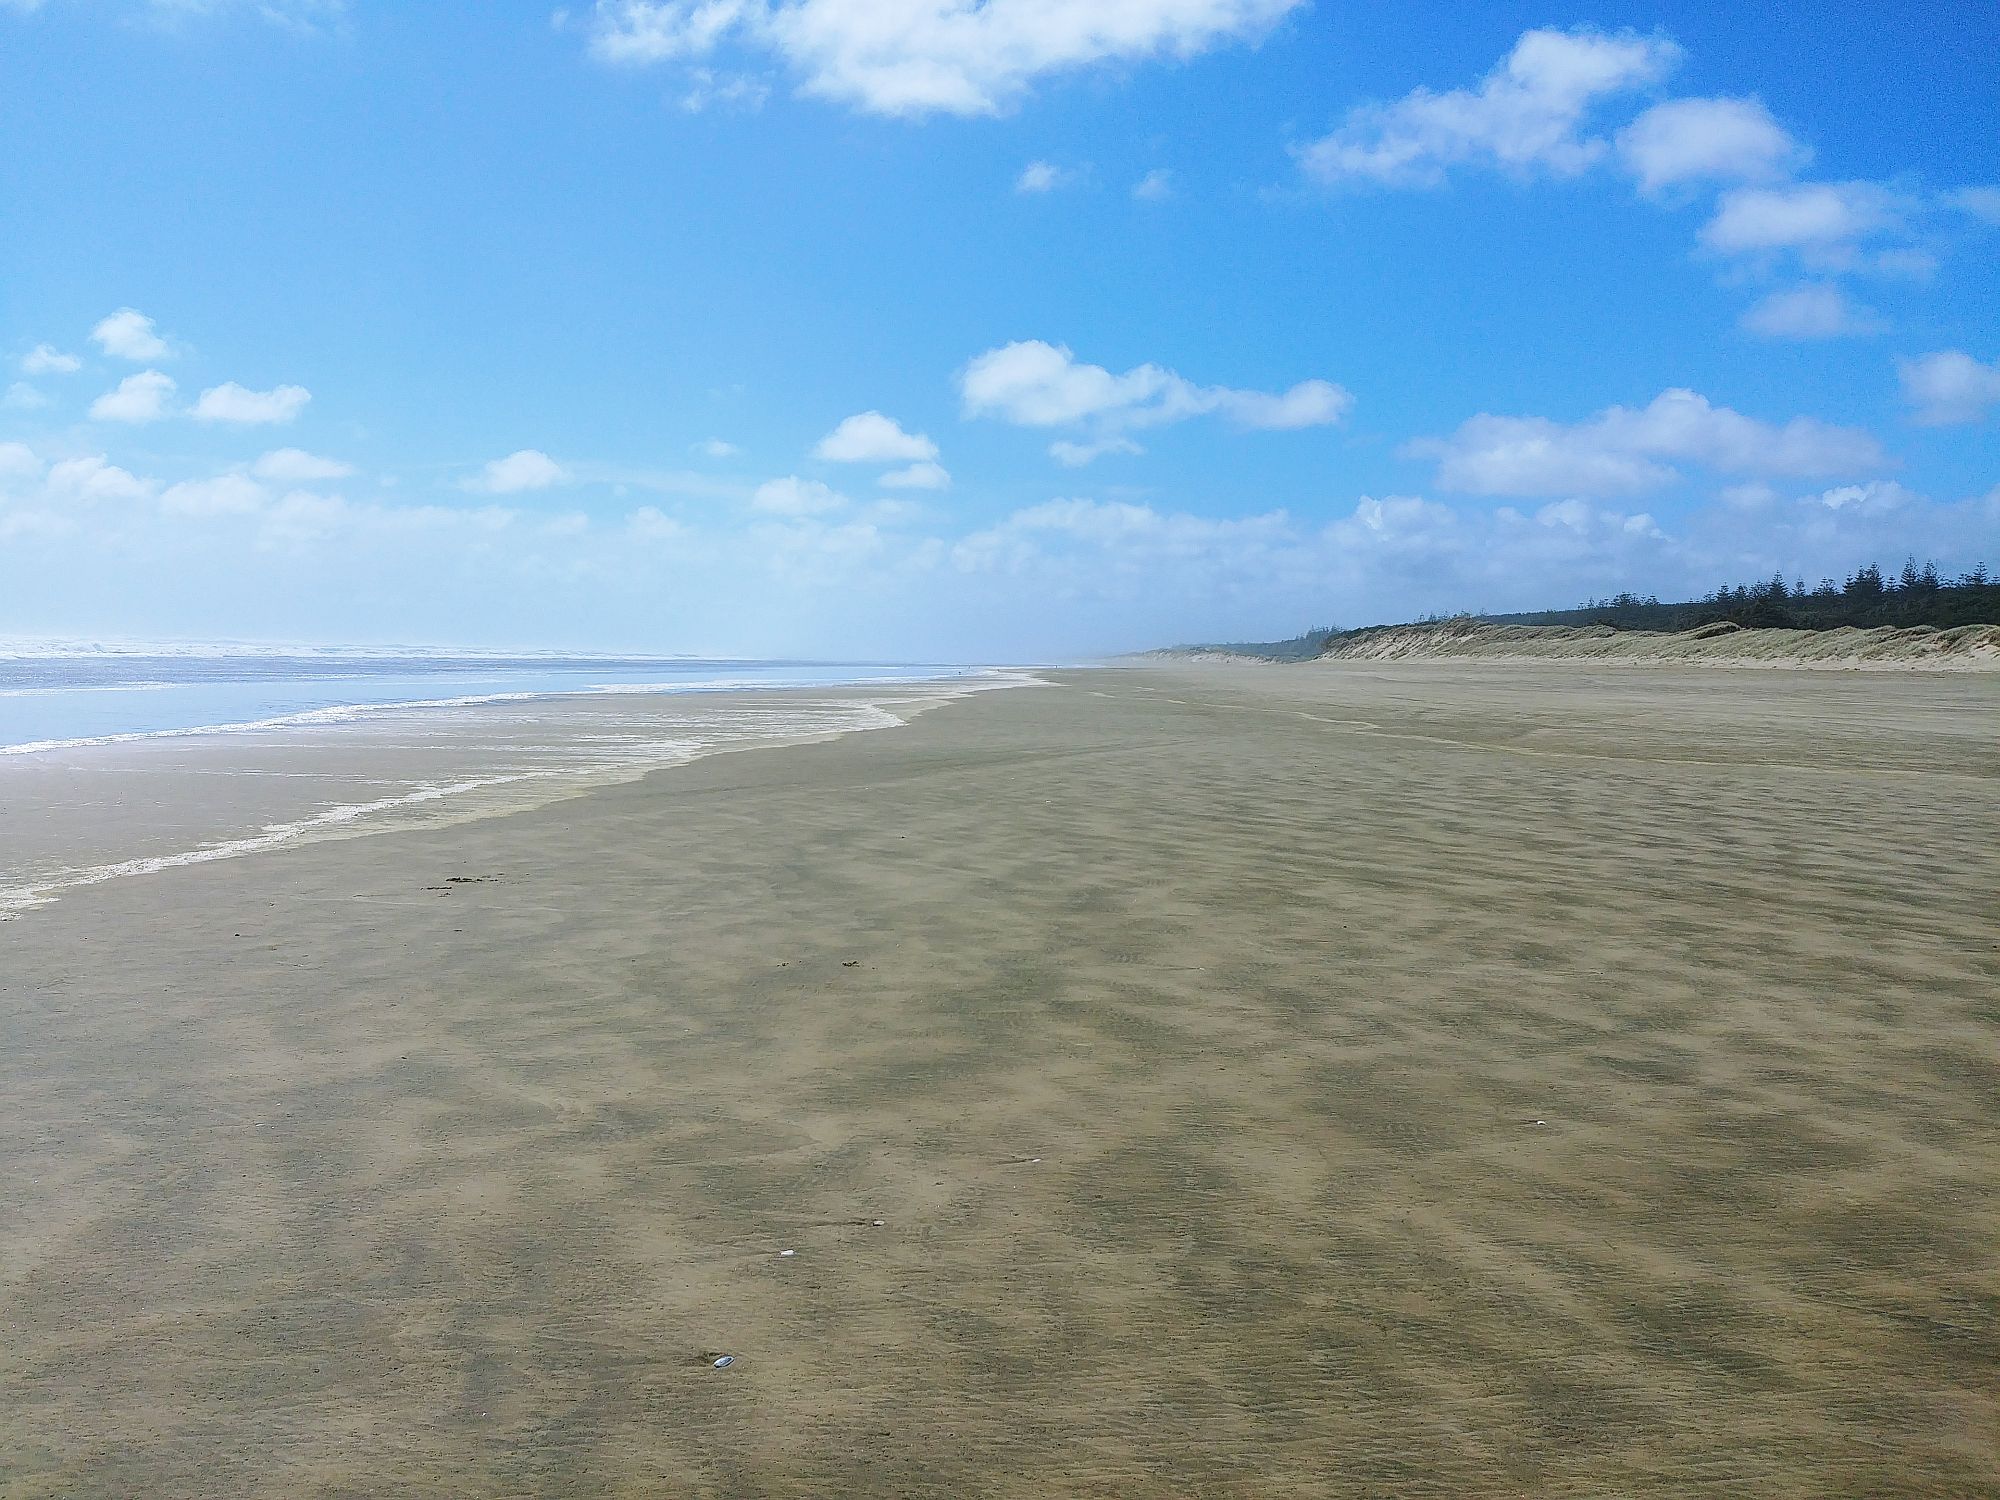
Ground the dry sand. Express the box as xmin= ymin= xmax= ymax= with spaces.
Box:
xmin=2 ymin=663 xmax=1996 ymax=1497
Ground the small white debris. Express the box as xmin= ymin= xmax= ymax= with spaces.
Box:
xmin=779 ymin=1249 xmax=796 ymax=1257
xmin=712 ymin=1356 xmax=735 ymax=1369
xmin=872 ymin=1219 xmax=886 ymax=1227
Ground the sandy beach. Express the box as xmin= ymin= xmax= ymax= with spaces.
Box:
xmin=2 ymin=662 xmax=1996 ymax=1497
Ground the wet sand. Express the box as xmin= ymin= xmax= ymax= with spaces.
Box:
xmin=2 ymin=663 xmax=1996 ymax=1497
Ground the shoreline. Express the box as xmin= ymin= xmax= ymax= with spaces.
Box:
xmin=0 ymin=670 xmax=1039 ymax=920
xmin=4 ymin=663 xmax=1996 ymax=1496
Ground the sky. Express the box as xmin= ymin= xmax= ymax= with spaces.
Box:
xmin=2 ymin=0 xmax=1996 ymax=658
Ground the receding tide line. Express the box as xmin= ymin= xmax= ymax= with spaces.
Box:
xmin=0 ymin=774 xmax=551 ymax=919
xmin=0 ymin=671 xmax=1003 ymax=757
xmin=0 ymin=671 xmax=1044 ymax=918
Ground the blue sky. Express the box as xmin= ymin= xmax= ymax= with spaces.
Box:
xmin=2 ymin=0 xmax=1996 ymax=657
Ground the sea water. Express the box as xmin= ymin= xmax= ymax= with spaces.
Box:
xmin=0 ymin=646 xmax=970 ymax=754
xmin=0 ymin=645 xmax=1021 ymax=916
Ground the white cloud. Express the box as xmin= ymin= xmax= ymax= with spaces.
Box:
xmin=580 ymin=0 xmax=1303 ymax=117
xmin=582 ymin=0 xmax=756 ymax=63
xmin=879 ymin=460 xmax=950 ymax=490
xmin=1615 ymin=95 xmax=1804 ymax=193
xmin=1718 ymin=481 xmax=1777 ymax=509
xmin=1222 ymin=379 xmax=1353 ymax=429
xmin=20 ymin=343 xmax=81 ymax=376
xmin=680 ymin=66 xmax=770 ymax=111
xmin=862 ymin=496 xmax=930 ymax=524
xmin=45 ymin=455 xmax=152 ymax=504
xmin=0 ymin=442 xmax=41 ymax=481
xmin=963 ymin=341 xmax=1179 ymax=427
xmin=466 ymin=449 xmax=568 ymax=493
xmin=1423 ymin=388 xmax=1887 ymax=497
xmin=192 ymin=381 xmax=311 ymax=424
xmin=1015 ymin=160 xmax=1070 ymax=194
xmin=89 ymin=370 xmax=176 ymax=423
xmin=90 ymin=308 xmax=171 ymax=362
xmin=1131 ymin=168 xmax=1174 ymax=201
xmin=1740 ymin=284 xmax=1881 ymax=340
xmin=161 ymin=473 xmax=269 ymax=517
xmin=252 ymin=447 xmax=354 ymax=482
xmin=1897 ymin=351 xmax=2000 ymax=426
xmin=814 ymin=410 xmax=938 ymax=463
xmin=1049 ymin=436 xmax=1144 ymax=467
xmin=752 ymin=474 xmax=847 ymax=515
xmin=960 ymin=340 xmax=1350 ymax=459
xmin=5 ymin=383 xmax=51 ymax=410
xmin=626 ymin=504 xmax=688 ymax=543
xmin=1953 ymin=186 xmax=2000 ymax=225
xmin=693 ymin=437 xmax=741 ymax=458
xmin=1297 ymin=26 xmax=1681 ymax=186
xmin=143 ymin=0 xmax=347 ymax=30
xmin=1700 ymin=180 xmax=1903 ymax=256
xmin=1806 ymin=479 xmax=1916 ymax=515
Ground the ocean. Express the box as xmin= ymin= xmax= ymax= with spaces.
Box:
xmin=0 ymin=646 xmax=1020 ymax=916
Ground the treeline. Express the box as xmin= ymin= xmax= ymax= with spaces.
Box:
xmin=1178 ymin=625 xmax=1340 ymax=660
xmin=1487 ymin=559 xmax=2000 ymax=632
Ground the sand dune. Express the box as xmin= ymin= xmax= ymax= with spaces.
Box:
xmin=2 ymin=664 xmax=1996 ymax=1496
xmin=1314 ymin=618 xmax=2000 ymax=669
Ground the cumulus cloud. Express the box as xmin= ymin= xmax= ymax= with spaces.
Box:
xmin=960 ymin=340 xmax=1350 ymax=462
xmin=879 ymin=460 xmax=950 ymax=490
xmin=814 ymin=410 xmax=938 ymax=463
xmin=1740 ymin=284 xmax=1881 ymax=340
xmin=1804 ymin=479 xmax=1917 ymax=515
xmin=1700 ymin=180 xmax=1904 ymax=257
xmin=579 ymin=0 xmax=1303 ymax=117
xmin=20 ymin=343 xmax=81 ymax=376
xmin=1131 ymin=168 xmax=1174 ymax=201
xmin=5 ymin=383 xmax=51 ymax=410
xmin=1615 ymin=95 xmax=1804 ymax=194
xmin=1421 ymin=388 xmax=1887 ymax=497
xmin=252 ymin=447 xmax=354 ymax=482
xmin=90 ymin=308 xmax=172 ymax=362
xmin=1296 ymin=26 xmax=1680 ymax=186
xmin=45 ymin=454 xmax=152 ymax=503
xmin=1897 ymin=351 xmax=2000 ymax=426
xmin=191 ymin=381 xmax=311 ymax=424
xmin=752 ymin=474 xmax=847 ymax=515
xmin=465 ymin=449 xmax=568 ymax=493
xmin=693 ymin=437 xmax=741 ymax=458
xmin=1015 ymin=160 xmax=1071 ymax=193
xmin=89 ymin=370 xmax=176 ymax=423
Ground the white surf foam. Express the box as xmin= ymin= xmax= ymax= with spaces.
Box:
xmin=0 ymin=773 xmax=547 ymax=917
xmin=0 ymin=671 xmax=1042 ymax=918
